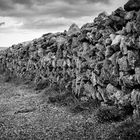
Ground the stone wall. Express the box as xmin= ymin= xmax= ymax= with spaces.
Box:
xmin=1 ymin=0 xmax=140 ymax=109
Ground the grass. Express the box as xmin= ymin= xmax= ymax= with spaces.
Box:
xmin=106 ymin=118 xmax=140 ymax=140
xmin=34 ymin=79 xmax=50 ymax=90
xmin=96 ymin=106 xmax=122 ymax=123
xmin=96 ymin=103 xmax=134 ymax=124
xmin=48 ymin=91 xmax=101 ymax=115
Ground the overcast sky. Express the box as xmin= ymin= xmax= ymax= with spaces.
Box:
xmin=0 ymin=0 xmax=127 ymax=47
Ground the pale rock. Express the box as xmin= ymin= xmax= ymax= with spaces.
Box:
xmin=126 ymin=22 xmax=133 ymax=33
xmin=135 ymin=67 xmax=140 ymax=84
xmin=111 ymin=35 xmax=122 ymax=45
xmin=124 ymin=11 xmax=135 ymax=20
xmin=131 ymin=89 xmax=140 ymax=106
xmin=118 ymin=56 xmax=130 ymax=72
xmin=91 ymin=72 xmax=97 ymax=86
xmin=127 ymin=50 xmax=138 ymax=69
xmin=56 ymin=36 xmax=66 ymax=46
xmin=67 ymin=23 xmax=80 ymax=36
xmin=120 ymin=36 xmax=128 ymax=55
xmin=110 ymin=34 xmax=116 ymax=41
xmin=105 ymin=38 xmax=112 ymax=45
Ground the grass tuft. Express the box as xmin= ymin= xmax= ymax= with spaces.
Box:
xmin=106 ymin=119 xmax=140 ymax=140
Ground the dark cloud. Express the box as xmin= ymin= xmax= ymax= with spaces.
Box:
xmin=0 ymin=0 xmax=127 ymax=47
xmin=0 ymin=0 xmax=109 ymax=13
xmin=0 ymin=0 xmax=13 ymax=10
xmin=0 ymin=0 xmax=104 ymax=18
xmin=0 ymin=0 xmax=33 ymax=11
xmin=0 ymin=0 xmax=125 ymax=31
xmin=12 ymin=0 xmax=33 ymax=7
xmin=0 ymin=22 xmax=5 ymax=26
xmin=43 ymin=5 xmax=101 ymax=18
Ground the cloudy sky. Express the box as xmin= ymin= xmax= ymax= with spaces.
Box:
xmin=0 ymin=0 xmax=127 ymax=47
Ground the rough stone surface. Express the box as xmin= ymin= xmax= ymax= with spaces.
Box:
xmin=124 ymin=0 xmax=140 ymax=11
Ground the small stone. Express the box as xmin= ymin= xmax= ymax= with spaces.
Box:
xmin=105 ymin=46 xmax=114 ymax=58
xmin=127 ymin=50 xmax=139 ymax=69
xmin=121 ymin=74 xmax=136 ymax=87
xmin=119 ymin=94 xmax=131 ymax=105
xmin=111 ymin=35 xmax=122 ymax=45
xmin=135 ymin=67 xmax=140 ymax=84
xmin=37 ymin=48 xmax=44 ymax=58
xmin=131 ymin=89 xmax=140 ymax=106
xmin=106 ymin=84 xmax=117 ymax=95
xmin=124 ymin=11 xmax=135 ymax=20
xmin=56 ymin=36 xmax=66 ymax=47
xmin=80 ymin=96 xmax=88 ymax=102
xmin=105 ymin=38 xmax=112 ymax=45
xmin=110 ymin=34 xmax=116 ymax=41
xmin=126 ymin=22 xmax=133 ymax=33
xmin=120 ymin=36 xmax=128 ymax=55
xmin=97 ymin=86 xmax=108 ymax=102
xmin=106 ymin=84 xmax=124 ymax=101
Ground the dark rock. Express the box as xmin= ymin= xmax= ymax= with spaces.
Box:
xmin=105 ymin=46 xmax=114 ymax=57
xmin=113 ymin=7 xmax=126 ymax=18
xmin=35 ymin=79 xmax=49 ymax=90
xmin=124 ymin=0 xmax=140 ymax=11
xmin=124 ymin=11 xmax=135 ymax=20
xmin=96 ymin=106 xmax=122 ymax=123
xmin=120 ymin=74 xmax=136 ymax=87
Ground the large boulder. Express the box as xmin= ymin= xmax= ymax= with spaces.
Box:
xmin=67 ymin=23 xmax=80 ymax=36
xmin=106 ymin=84 xmax=124 ymax=102
xmin=120 ymin=74 xmax=136 ymax=88
xmin=124 ymin=11 xmax=135 ymax=20
xmin=127 ymin=50 xmax=139 ymax=69
xmin=118 ymin=56 xmax=131 ymax=72
xmin=135 ymin=67 xmax=140 ymax=84
xmin=124 ymin=0 xmax=140 ymax=11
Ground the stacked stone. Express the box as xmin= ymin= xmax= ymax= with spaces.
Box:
xmin=0 ymin=0 xmax=140 ymax=111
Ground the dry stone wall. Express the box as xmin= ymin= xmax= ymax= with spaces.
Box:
xmin=1 ymin=0 xmax=140 ymax=109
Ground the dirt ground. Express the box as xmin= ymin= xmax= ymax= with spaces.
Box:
xmin=0 ymin=75 xmax=115 ymax=140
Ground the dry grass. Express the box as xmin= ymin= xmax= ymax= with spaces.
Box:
xmin=105 ymin=118 xmax=140 ymax=140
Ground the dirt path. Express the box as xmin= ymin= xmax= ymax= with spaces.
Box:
xmin=0 ymin=76 xmax=112 ymax=140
